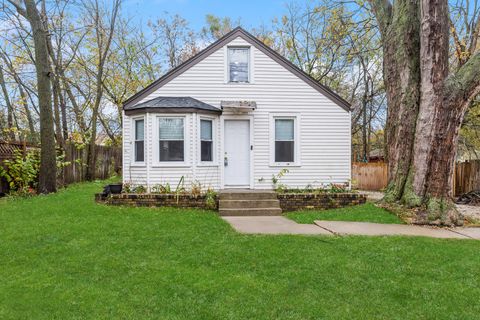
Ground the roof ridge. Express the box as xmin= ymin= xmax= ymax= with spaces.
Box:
xmin=123 ymin=27 xmax=350 ymax=112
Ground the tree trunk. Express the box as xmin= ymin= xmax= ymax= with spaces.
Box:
xmin=369 ymin=0 xmax=480 ymax=225
xmin=23 ymin=0 xmax=57 ymax=193
xmin=373 ymin=0 xmax=421 ymax=203
xmin=0 ymin=65 xmax=16 ymax=141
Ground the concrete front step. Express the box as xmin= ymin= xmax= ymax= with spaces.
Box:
xmin=219 ymin=208 xmax=283 ymax=216
xmin=219 ymin=191 xmax=277 ymax=201
xmin=219 ymin=199 xmax=280 ymax=209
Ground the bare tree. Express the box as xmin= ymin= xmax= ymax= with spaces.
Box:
xmin=7 ymin=0 xmax=57 ymax=193
xmin=82 ymin=0 xmax=120 ymax=180
xmin=149 ymin=13 xmax=198 ymax=69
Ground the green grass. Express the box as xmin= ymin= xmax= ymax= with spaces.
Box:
xmin=0 ymin=180 xmax=479 ymax=319
xmin=286 ymin=203 xmax=404 ymax=224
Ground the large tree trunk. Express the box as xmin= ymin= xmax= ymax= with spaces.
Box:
xmin=370 ymin=0 xmax=480 ymax=225
xmin=23 ymin=0 xmax=57 ymax=193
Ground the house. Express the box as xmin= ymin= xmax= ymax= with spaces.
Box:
xmin=122 ymin=27 xmax=351 ymax=191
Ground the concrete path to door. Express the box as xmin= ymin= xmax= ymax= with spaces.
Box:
xmin=222 ymin=216 xmax=480 ymax=239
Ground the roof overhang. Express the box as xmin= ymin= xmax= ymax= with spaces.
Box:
xmin=124 ymin=96 xmax=222 ymax=116
xmin=221 ymin=100 xmax=256 ymax=114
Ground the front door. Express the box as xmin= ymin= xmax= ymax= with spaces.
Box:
xmin=224 ymin=120 xmax=250 ymax=187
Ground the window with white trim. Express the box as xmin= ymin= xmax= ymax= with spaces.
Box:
xmin=275 ymin=118 xmax=295 ymax=163
xmin=134 ymin=119 xmax=144 ymax=162
xmin=159 ymin=117 xmax=184 ymax=162
xmin=228 ymin=47 xmax=249 ymax=83
xmin=200 ymin=119 xmax=213 ymax=162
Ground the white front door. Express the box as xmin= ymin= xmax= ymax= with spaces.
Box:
xmin=224 ymin=120 xmax=250 ymax=187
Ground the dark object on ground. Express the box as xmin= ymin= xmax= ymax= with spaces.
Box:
xmin=456 ymin=190 xmax=480 ymax=206
xmin=102 ymin=183 xmax=122 ymax=196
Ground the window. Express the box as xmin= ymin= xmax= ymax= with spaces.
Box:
xmin=159 ymin=117 xmax=184 ymax=162
xmin=134 ymin=119 xmax=144 ymax=162
xmin=228 ymin=47 xmax=249 ymax=82
xmin=275 ymin=118 xmax=295 ymax=163
xmin=200 ymin=119 xmax=213 ymax=162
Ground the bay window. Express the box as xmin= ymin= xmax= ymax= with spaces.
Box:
xmin=159 ymin=117 xmax=184 ymax=162
xmin=134 ymin=119 xmax=144 ymax=162
xmin=275 ymin=118 xmax=295 ymax=163
xmin=228 ymin=47 xmax=249 ymax=83
xmin=200 ymin=119 xmax=213 ymax=162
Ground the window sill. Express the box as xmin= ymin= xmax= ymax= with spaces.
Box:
xmin=225 ymin=81 xmax=253 ymax=85
xmin=269 ymin=163 xmax=301 ymax=168
xmin=197 ymin=162 xmax=219 ymax=167
xmin=130 ymin=163 xmax=146 ymax=167
xmin=151 ymin=163 xmax=191 ymax=168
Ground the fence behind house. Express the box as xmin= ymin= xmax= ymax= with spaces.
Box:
xmin=0 ymin=141 xmax=122 ymax=194
xmin=352 ymin=162 xmax=388 ymax=191
xmin=454 ymin=160 xmax=480 ymax=196
xmin=61 ymin=144 xmax=122 ymax=184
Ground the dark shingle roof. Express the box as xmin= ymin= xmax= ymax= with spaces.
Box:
xmin=124 ymin=96 xmax=221 ymax=114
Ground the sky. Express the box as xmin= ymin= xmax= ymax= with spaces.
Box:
xmin=123 ymin=0 xmax=291 ymax=31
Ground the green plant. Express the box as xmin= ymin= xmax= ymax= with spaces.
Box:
xmin=135 ymin=185 xmax=147 ymax=194
xmin=0 ymin=149 xmax=40 ymax=196
xmin=191 ymin=180 xmax=202 ymax=196
xmin=272 ymin=168 xmax=289 ymax=190
xmin=174 ymin=176 xmax=186 ymax=203
xmin=123 ymin=182 xmax=133 ymax=193
xmin=204 ymin=187 xmax=217 ymax=209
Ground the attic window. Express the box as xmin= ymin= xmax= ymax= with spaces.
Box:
xmin=228 ymin=47 xmax=249 ymax=83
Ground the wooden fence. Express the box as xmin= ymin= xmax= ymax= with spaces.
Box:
xmin=454 ymin=160 xmax=480 ymax=196
xmin=0 ymin=141 xmax=121 ymax=194
xmin=352 ymin=162 xmax=388 ymax=191
xmin=61 ymin=144 xmax=122 ymax=185
xmin=353 ymin=160 xmax=480 ymax=195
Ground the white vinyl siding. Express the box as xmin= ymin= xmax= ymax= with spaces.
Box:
xmin=123 ymin=36 xmax=350 ymax=190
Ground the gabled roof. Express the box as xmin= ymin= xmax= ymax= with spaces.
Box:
xmin=123 ymin=27 xmax=351 ymax=112
xmin=124 ymin=96 xmax=221 ymax=115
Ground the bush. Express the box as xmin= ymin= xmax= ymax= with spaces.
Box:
xmin=0 ymin=149 xmax=40 ymax=196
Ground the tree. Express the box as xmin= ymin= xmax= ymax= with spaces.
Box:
xmin=149 ymin=13 xmax=198 ymax=69
xmin=82 ymin=0 xmax=120 ymax=180
xmin=7 ymin=0 xmax=57 ymax=193
xmin=369 ymin=0 xmax=480 ymax=225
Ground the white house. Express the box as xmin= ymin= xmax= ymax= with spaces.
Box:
xmin=122 ymin=27 xmax=351 ymax=191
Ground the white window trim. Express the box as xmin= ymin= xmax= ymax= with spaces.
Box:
xmin=269 ymin=113 xmax=301 ymax=167
xmin=131 ymin=116 xmax=145 ymax=166
xmin=225 ymin=46 xmax=252 ymax=84
xmin=197 ymin=116 xmax=218 ymax=166
xmin=152 ymin=114 xmax=190 ymax=168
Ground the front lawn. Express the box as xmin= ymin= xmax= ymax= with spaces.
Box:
xmin=286 ymin=203 xmax=404 ymax=224
xmin=0 ymin=181 xmax=479 ymax=319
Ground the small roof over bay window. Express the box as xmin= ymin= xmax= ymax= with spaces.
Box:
xmin=124 ymin=96 xmax=221 ymax=115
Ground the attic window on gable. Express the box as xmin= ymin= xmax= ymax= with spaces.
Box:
xmin=228 ymin=47 xmax=249 ymax=83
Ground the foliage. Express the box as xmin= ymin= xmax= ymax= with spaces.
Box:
xmin=204 ymin=187 xmax=217 ymax=209
xmin=0 ymin=180 xmax=479 ymax=319
xmin=0 ymin=149 xmax=40 ymax=196
xmin=122 ymin=183 xmax=147 ymax=194
xmin=272 ymin=168 xmax=289 ymax=191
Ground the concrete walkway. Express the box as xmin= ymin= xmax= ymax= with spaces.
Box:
xmin=222 ymin=216 xmax=332 ymax=235
xmin=222 ymin=216 xmax=480 ymax=239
